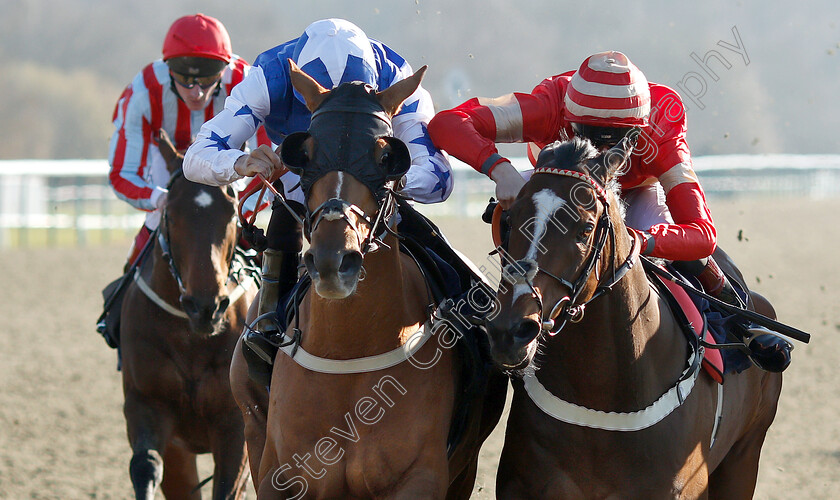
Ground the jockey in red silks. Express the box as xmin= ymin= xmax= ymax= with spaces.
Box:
xmin=98 ymin=14 xmax=269 ymax=349
xmin=108 ymin=13 xmax=268 ymax=267
xmin=428 ymin=51 xmax=792 ymax=372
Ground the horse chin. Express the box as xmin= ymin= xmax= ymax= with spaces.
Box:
xmin=491 ymin=339 xmax=538 ymax=372
xmin=187 ymin=318 xmax=223 ymax=337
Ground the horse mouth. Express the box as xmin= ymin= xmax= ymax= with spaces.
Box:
xmin=187 ymin=317 xmax=226 ymax=336
xmin=493 ymin=340 xmax=538 ymax=372
xmin=310 ymin=273 xmax=359 ymax=299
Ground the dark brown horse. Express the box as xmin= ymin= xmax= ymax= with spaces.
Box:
xmin=229 ymin=61 xmax=506 ymax=499
xmin=486 ymin=137 xmax=783 ymax=498
xmin=120 ymin=132 xmax=258 ymax=499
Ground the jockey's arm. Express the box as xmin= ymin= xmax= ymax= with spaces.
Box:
xmin=640 ymin=88 xmax=716 ymax=261
xmin=428 ymin=80 xmax=564 ymax=207
xmin=108 ymin=80 xmax=167 ymax=212
xmin=645 ymin=166 xmax=717 ymax=261
xmin=184 ymin=66 xmax=276 ymax=186
xmin=392 ymin=85 xmax=453 ymax=204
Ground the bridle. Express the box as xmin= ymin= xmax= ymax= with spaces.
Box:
xmin=502 ymin=167 xmax=640 ymax=336
xmin=156 ymin=168 xmax=242 ymax=297
xmin=304 ymin=185 xmax=400 ymax=258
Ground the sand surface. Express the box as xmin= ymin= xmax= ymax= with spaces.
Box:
xmin=1 ymin=197 xmax=837 ymax=498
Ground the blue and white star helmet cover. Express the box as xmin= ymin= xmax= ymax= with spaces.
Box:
xmin=291 ymin=19 xmax=378 ymax=103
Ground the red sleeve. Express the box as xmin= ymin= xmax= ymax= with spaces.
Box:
xmin=428 ymin=73 xmax=572 ymax=176
xmin=642 ymin=84 xmax=716 ymax=261
xmin=428 ymin=97 xmax=510 ymax=176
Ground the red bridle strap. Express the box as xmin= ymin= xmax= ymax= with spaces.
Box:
xmin=532 ymin=167 xmax=608 ymax=201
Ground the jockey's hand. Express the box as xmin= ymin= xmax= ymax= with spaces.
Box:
xmin=629 ymin=228 xmax=656 ymax=255
xmin=150 ymin=186 xmax=168 ymax=210
xmin=234 ymin=144 xmax=284 ymax=181
xmin=490 ymin=161 xmax=527 ymax=209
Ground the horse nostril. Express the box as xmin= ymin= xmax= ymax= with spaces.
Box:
xmin=513 ymin=319 xmax=541 ymax=344
xmin=339 ymin=251 xmax=363 ymax=275
xmin=180 ymin=296 xmax=199 ymax=316
xmin=217 ymin=297 xmax=230 ymax=315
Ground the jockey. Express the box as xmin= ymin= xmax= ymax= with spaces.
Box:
xmin=183 ymin=18 xmax=454 ymax=383
xmin=98 ymin=13 xmax=268 ymax=349
xmin=428 ymin=51 xmax=791 ymax=372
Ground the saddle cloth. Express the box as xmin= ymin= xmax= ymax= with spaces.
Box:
xmin=658 ymin=276 xmax=724 ymax=384
xmin=651 ymin=261 xmax=756 ymax=383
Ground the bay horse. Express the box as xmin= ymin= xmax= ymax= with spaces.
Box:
xmin=229 ymin=61 xmax=506 ymax=499
xmin=120 ymin=131 xmax=258 ymax=499
xmin=485 ymin=137 xmax=783 ymax=498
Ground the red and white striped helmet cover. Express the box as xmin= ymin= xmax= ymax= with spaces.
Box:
xmin=564 ymin=51 xmax=650 ymax=127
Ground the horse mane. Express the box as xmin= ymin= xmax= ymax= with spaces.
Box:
xmin=536 ymin=137 xmax=628 ymax=223
xmin=536 ymin=137 xmax=599 ymax=172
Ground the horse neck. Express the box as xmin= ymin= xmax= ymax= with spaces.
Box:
xmin=535 ymin=218 xmax=689 ymax=411
xmin=303 ymin=234 xmax=428 ymax=357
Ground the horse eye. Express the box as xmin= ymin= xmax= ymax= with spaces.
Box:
xmin=577 ymin=222 xmax=595 ymax=242
xmin=379 ymin=152 xmax=391 ymax=164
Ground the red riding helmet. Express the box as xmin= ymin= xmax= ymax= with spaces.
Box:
xmin=564 ymin=51 xmax=650 ymax=128
xmin=163 ymin=14 xmax=232 ymax=76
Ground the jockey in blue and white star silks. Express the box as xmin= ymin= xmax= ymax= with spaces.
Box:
xmin=183 ymin=18 xmax=453 ymax=205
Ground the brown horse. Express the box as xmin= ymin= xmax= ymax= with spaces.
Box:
xmin=120 ymin=132 xmax=258 ymax=499
xmin=485 ymin=137 xmax=783 ymax=498
xmin=229 ymin=61 xmax=506 ymax=499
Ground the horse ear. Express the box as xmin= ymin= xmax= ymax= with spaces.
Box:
xmin=288 ymin=58 xmax=329 ymax=112
xmin=157 ymin=129 xmax=182 ymax=173
xmin=280 ymin=132 xmax=312 ymax=175
xmin=377 ymin=137 xmax=412 ymax=180
xmin=377 ymin=65 xmax=427 ymax=117
xmin=600 ymin=127 xmax=641 ymax=179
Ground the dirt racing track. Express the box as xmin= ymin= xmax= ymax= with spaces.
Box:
xmin=1 ymin=197 xmax=838 ymax=499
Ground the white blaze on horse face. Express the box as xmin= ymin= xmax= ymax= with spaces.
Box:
xmin=512 ymin=189 xmax=567 ymax=303
xmin=194 ymin=190 xmax=214 ymax=208
xmin=333 ymin=172 xmax=345 ymax=199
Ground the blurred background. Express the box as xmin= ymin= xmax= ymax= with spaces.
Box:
xmin=1 ymin=0 xmax=838 ymax=159
xmin=1 ymin=0 xmax=839 ymax=248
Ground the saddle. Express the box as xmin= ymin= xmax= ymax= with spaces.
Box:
xmin=643 ymin=259 xmax=754 ymax=383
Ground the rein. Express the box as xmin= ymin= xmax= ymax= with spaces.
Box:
xmin=503 ymin=167 xmax=639 ymax=335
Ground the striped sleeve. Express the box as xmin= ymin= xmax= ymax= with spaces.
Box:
xmin=428 ymin=74 xmax=569 ymax=176
xmin=107 ymin=65 xmax=161 ymax=211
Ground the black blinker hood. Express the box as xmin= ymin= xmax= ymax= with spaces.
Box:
xmin=299 ymin=82 xmax=396 ymax=200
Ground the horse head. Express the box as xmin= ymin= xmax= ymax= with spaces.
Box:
xmin=486 ymin=135 xmax=638 ymax=370
xmin=157 ymin=130 xmax=240 ymax=334
xmin=280 ymin=59 xmax=425 ymax=299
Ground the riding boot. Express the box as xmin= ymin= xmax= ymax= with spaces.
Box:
xmin=96 ymin=278 xmax=123 ymax=348
xmin=96 ymin=225 xmax=154 ymax=349
xmin=676 ymin=257 xmax=792 ymax=373
xmin=242 ymin=199 xmax=304 ymax=387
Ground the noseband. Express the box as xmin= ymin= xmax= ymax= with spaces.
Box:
xmin=305 ymin=185 xmax=399 ymax=257
xmin=502 ymin=167 xmax=639 ymax=335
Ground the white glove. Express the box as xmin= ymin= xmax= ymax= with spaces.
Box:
xmin=150 ymin=187 xmax=168 ymax=210
xmin=489 ymin=161 xmax=527 ymax=209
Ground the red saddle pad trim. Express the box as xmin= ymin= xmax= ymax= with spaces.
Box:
xmin=661 ymin=278 xmax=724 ymax=384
